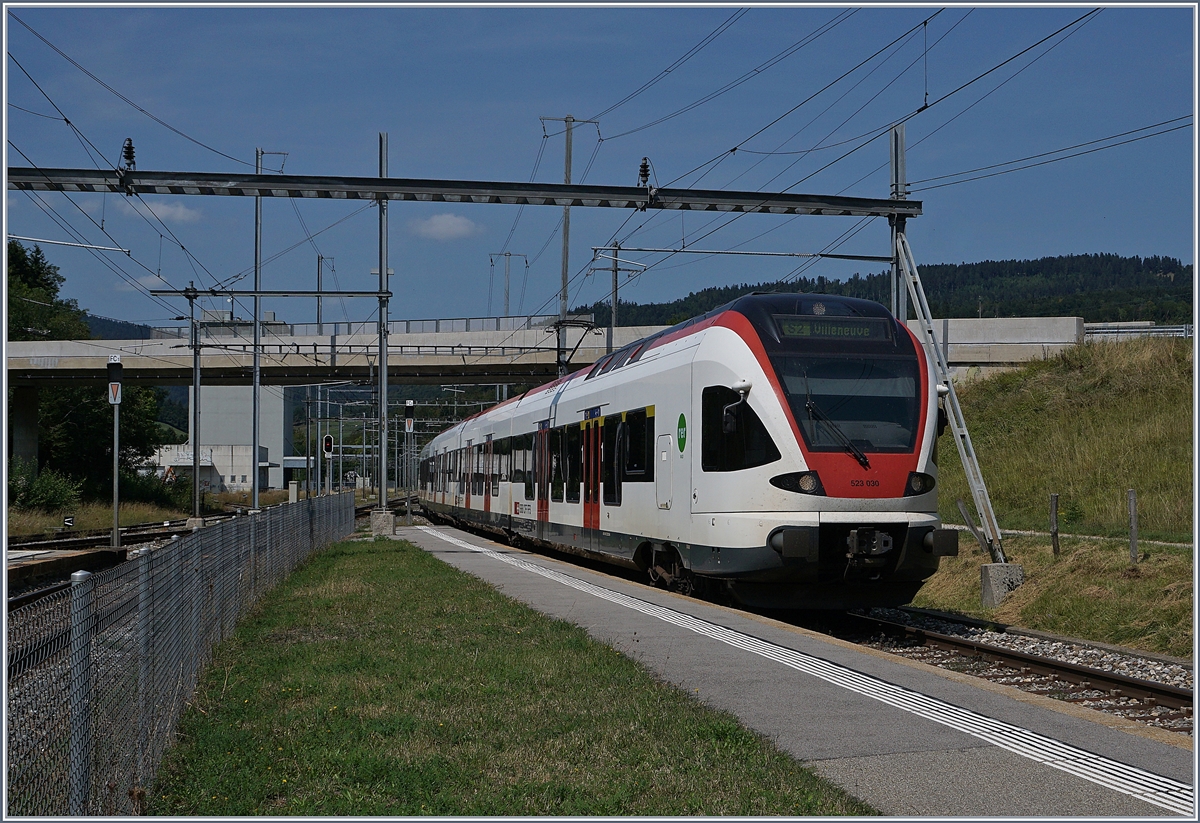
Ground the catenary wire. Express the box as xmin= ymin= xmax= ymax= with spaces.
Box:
xmin=601 ymin=8 xmax=860 ymax=142
xmin=663 ymin=9 xmax=943 ymax=188
xmin=910 ymin=122 xmax=1192 ymax=192
xmin=586 ymin=8 xmax=749 ymax=122
xmin=8 ymin=11 xmax=256 ymax=168
xmin=640 ymin=7 xmax=1105 ymax=274
xmin=908 ymin=116 xmax=1192 ymax=185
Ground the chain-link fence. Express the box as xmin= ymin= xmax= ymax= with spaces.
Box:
xmin=6 ymin=492 xmax=356 ymax=816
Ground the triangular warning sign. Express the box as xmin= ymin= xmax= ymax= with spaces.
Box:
xmin=108 ymin=382 xmax=122 ymax=405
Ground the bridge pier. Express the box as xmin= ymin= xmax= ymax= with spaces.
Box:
xmin=9 ymin=386 xmax=39 ymax=470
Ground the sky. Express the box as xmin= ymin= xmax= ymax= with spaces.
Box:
xmin=4 ymin=3 xmax=1196 ymax=330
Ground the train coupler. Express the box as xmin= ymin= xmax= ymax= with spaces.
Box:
xmin=846 ymin=528 xmax=893 ymax=558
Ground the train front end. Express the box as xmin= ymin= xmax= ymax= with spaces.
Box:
xmin=689 ymin=293 xmax=958 ymax=609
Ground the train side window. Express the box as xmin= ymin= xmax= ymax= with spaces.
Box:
xmin=495 ymin=437 xmax=511 ymax=483
xmin=701 ymin=386 xmax=781 ymax=472
xmin=517 ymin=433 xmax=535 ymax=501
xmin=601 ymin=414 xmax=623 ymax=506
xmin=623 ymin=409 xmax=654 ymax=482
xmin=472 ymin=444 xmax=484 ymax=496
xmin=510 ymin=439 xmax=524 ymax=488
xmin=458 ymin=448 xmax=467 ymax=494
xmin=549 ymin=427 xmax=565 ymax=502
xmin=492 ymin=438 xmax=508 ymax=495
xmin=565 ymin=424 xmax=582 ymax=503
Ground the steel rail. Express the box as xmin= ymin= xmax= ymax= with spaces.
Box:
xmin=846 ymin=611 xmax=1192 ymax=711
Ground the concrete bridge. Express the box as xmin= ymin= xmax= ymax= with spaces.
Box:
xmin=6 ymin=314 xmax=1085 ymax=484
xmin=6 ymin=314 xmax=1086 ymax=388
xmin=5 ymin=318 xmax=660 ymax=387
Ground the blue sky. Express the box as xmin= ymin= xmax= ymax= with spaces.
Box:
xmin=4 ymin=4 xmax=1195 ymax=329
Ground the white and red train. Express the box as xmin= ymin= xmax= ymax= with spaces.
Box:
xmin=419 ymin=292 xmax=958 ymax=609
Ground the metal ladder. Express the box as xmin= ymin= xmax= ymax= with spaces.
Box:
xmin=896 ymin=230 xmax=1007 ymax=564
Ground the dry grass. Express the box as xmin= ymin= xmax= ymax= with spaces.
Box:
xmin=938 ymin=338 xmax=1192 ymax=542
xmin=211 ymin=489 xmax=292 ymax=507
xmin=913 ymin=534 xmax=1193 ymax=659
xmin=6 ymin=501 xmax=188 ymax=536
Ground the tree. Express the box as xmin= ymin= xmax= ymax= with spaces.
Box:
xmin=7 ymin=240 xmax=90 ymax=341
xmin=39 ymin=385 xmax=167 ymax=480
xmin=8 ymin=240 xmax=171 ymax=498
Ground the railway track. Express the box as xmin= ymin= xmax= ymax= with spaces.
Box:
xmin=7 ymin=517 xmax=232 ymax=555
xmin=820 ymin=609 xmax=1193 ymax=735
xmin=6 ymin=495 xmax=415 ymax=612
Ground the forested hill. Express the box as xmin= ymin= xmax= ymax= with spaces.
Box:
xmin=575 ymin=254 xmax=1193 ymax=326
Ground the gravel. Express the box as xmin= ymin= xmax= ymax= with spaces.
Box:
xmin=867 ymin=607 xmax=1193 ymax=692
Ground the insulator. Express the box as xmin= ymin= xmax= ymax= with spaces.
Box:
xmin=122 ymin=138 xmax=135 ymax=170
xmin=638 ymin=157 xmax=650 ymax=187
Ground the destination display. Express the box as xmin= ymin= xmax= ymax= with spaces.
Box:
xmin=775 ymin=315 xmax=890 ymax=341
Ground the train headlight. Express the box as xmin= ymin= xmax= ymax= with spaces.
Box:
xmin=905 ymin=472 xmax=936 ymax=496
xmin=770 ymin=471 xmax=825 ymax=495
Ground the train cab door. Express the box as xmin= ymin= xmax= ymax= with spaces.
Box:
xmin=655 ymin=434 xmax=673 ymax=510
xmin=483 ymin=435 xmax=493 ymax=516
xmin=535 ymin=421 xmax=550 ymax=538
xmin=582 ymin=409 xmax=601 ymax=533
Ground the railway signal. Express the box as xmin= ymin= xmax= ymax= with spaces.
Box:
xmin=323 ymin=434 xmax=334 ymax=495
xmin=108 ymin=355 xmax=122 ymax=548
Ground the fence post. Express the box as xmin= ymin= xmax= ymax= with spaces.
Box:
xmin=191 ymin=543 xmax=202 ymax=682
xmin=250 ymin=514 xmax=258 ymax=601
xmin=69 ymin=570 xmax=94 ymax=816
xmin=136 ymin=548 xmax=152 ymax=790
xmin=1128 ymin=488 xmax=1138 ymax=564
xmin=1049 ymin=493 xmax=1060 ymax=557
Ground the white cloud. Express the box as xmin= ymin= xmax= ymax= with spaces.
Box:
xmin=408 ymin=213 xmax=481 ymax=241
xmin=114 ymin=197 xmax=202 ymax=223
xmin=115 ymin=274 xmax=173 ymax=293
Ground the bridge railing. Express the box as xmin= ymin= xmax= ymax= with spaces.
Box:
xmin=150 ymin=313 xmax=588 ymax=340
xmin=1084 ymin=322 xmax=1193 ymax=340
xmin=5 ymin=492 xmax=356 ymax=816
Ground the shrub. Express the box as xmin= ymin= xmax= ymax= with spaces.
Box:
xmin=8 ymin=458 xmax=81 ymax=512
xmin=77 ymin=469 xmax=193 ymax=511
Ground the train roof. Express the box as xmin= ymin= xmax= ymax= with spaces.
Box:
xmin=587 ymin=291 xmax=893 ymax=377
xmin=423 ymin=292 xmax=896 ymax=453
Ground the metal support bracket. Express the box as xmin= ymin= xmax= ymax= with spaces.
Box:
xmin=896 ymin=230 xmax=1006 ymax=564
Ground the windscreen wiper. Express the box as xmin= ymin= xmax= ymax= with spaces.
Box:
xmin=805 ymin=399 xmax=871 ymax=470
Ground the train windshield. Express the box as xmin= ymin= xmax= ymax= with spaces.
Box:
xmin=773 ymin=355 xmax=920 ymax=452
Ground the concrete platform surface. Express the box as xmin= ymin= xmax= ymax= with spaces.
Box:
xmin=397 ymin=525 xmax=1194 ymax=818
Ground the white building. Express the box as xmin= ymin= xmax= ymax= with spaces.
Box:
xmin=153 ymin=384 xmax=284 ymax=491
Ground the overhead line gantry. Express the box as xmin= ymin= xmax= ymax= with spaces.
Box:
xmin=8 ymin=138 xmax=1009 ymax=567
xmin=7 ymin=167 xmax=921 ymax=218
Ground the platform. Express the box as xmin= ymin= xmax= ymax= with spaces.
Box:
xmin=397 ymin=524 xmax=1194 ymax=817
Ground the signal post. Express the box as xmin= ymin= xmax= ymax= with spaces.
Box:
xmin=107 ymin=356 xmax=121 ymax=547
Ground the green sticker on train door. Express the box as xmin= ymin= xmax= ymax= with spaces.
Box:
xmin=677 ymin=413 xmax=687 ymax=452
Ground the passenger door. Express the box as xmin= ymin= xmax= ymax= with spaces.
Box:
xmin=483 ymin=436 xmax=493 ymax=515
xmin=583 ymin=411 xmax=601 ymax=533
xmin=535 ymin=422 xmax=550 ymax=539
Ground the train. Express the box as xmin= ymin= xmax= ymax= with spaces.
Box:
xmin=418 ymin=292 xmax=959 ymax=609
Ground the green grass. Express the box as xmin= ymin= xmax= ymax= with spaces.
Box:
xmin=937 ymin=338 xmax=1193 ymax=543
xmin=149 ymin=537 xmax=875 ymax=816
xmin=920 ymin=338 xmax=1193 ymax=657
xmin=913 ymin=534 xmax=1193 ymax=659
